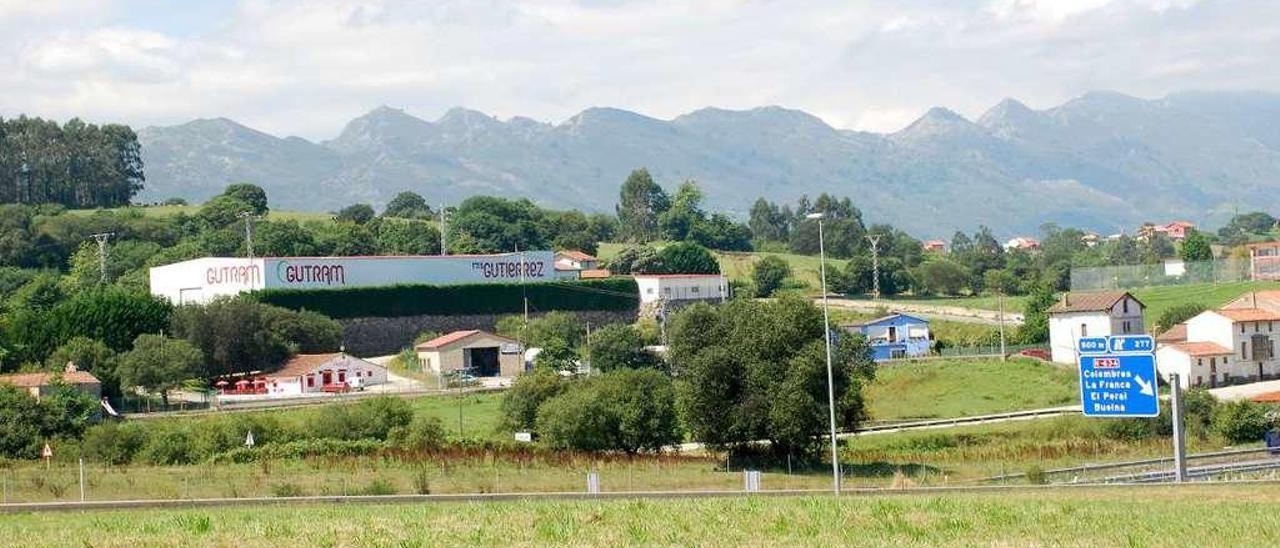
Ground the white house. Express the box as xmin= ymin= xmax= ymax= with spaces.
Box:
xmin=1156 ymin=291 xmax=1280 ymax=388
xmin=633 ymin=274 xmax=729 ymax=306
xmin=1047 ymin=291 xmax=1146 ymax=364
xmin=554 ymin=250 xmax=599 ymax=271
xmin=264 ymin=353 xmax=388 ymax=396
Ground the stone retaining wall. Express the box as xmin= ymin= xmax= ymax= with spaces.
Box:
xmin=340 ymin=309 xmax=638 ymax=356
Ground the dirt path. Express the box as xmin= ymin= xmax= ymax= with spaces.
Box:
xmin=821 ymin=298 xmax=1025 ymax=326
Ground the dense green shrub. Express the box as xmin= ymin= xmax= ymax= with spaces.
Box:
xmin=388 ymin=416 xmax=447 ymax=451
xmin=210 ymin=438 xmax=385 ymax=463
xmin=534 ymin=369 xmax=681 ymax=453
xmin=253 ymin=279 xmax=638 ymax=319
xmin=315 ymin=397 xmax=413 ymax=441
xmin=81 ymin=421 xmax=149 ymax=465
xmin=1212 ymin=400 xmax=1272 ymax=444
xmin=500 ymin=370 xmax=567 ymax=432
xmin=138 ymin=428 xmax=196 ymax=465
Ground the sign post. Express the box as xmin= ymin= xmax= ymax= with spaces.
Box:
xmin=41 ymin=442 xmax=53 ymax=470
xmin=1170 ymin=372 xmax=1187 ymax=482
xmin=1077 ymin=335 xmax=1159 ymax=418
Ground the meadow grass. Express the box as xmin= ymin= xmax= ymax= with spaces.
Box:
xmin=864 ymin=358 xmax=1079 ymax=421
xmin=595 ymin=242 xmax=846 ymax=289
xmin=3 ymin=485 xmax=1279 ymax=546
xmin=63 ymin=204 xmax=338 ymax=223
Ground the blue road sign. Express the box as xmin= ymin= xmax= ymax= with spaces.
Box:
xmin=1078 ymin=336 xmax=1160 ymax=417
xmin=1078 ymin=337 xmax=1109 ymax=354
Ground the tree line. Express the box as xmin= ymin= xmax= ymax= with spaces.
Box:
xmin=0 ymin=116 xmax=144 ymax=208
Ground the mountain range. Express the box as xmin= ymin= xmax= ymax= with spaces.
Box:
xmin=136 ymin=90 xmax=1280 ymax=238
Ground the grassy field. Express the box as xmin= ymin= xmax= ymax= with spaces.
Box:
xmin=865 ymin=358 xmax=1078 ymax=422
xmin=596 ymin=242 xmax=846 ymax=289
xmin=5 ymin=485 xmax=1280 ymax=546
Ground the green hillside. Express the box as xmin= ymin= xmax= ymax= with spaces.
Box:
xmin=865 ymin=358 xmax=1078 ymax=422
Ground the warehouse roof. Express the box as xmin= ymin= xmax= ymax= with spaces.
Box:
xmin=416 ymin=330 xmax=517 ymax=350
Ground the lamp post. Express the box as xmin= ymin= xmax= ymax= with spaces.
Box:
xmin=807 ymin=212 xmax=841 ymax=494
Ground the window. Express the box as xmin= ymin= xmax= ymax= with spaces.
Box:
xmin=1122 ymin=299 xmax=1129 ymax=314
xmin=1242 ymin=323 xmax=1247 ymax=334
xmin=1081 ymin=324 xmax=1088 ymax=337
xmin=1243 ymin=342 xmax=1248 ymax=360
xmin=1122 ymin=321 xmax=1132 ymax=334
xmin=1210 ymin=357 xmax=1216 ymax=367
xmin=306 ymin=376 xmax=315 ymax=388
xmin=1257 ymin=322 xmax=1261 ymax=333
xmin=1196 ymin=376 xmax=1202 ymax=386
xmin=691 ymin=286 xmax=700 ymax=294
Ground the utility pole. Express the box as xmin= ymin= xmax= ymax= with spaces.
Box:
xmin=90 ymin=232 xmax=114 ymax=284
xmin=866 ymin=234 xmax=882 ymax=300
xmin=998 ymin=290 xmax=1007 ymax=361
xmin=1171 ymin=372 xmax=1187 ymax=482
xmin=238 ymin=212 xmax=256 ymax=260
xmin=807 ymin=212 xmax=841 ymax=495
xmin=439 ymin=203 xmax=448 ymax=255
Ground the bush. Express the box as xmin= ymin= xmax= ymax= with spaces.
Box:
xmin=81 ymin=422 xmax=149 ymax=465
xmin=1212 ymin=400 xmax=1272 ymax=444
xmin=500 ymin=370 xmax=567 ymax=432
xmin=359 ymin=478 xmax=397 ymax=496
xmin=1156 ymin=302 xmax=1206 ymax=332
xmin=210 ymin=438 xmax=385 ymax=463
xmin=751 ymin=256 xmax=790 ymax=298
xmin=388 ymin=416 xmax=447 ymax=451
xmin=271 ymin=483 xmax=306 ymax=497
xmin=534 ymin=369 xmax=680 ymax=453
xmin=1100 ymin=418 xmax=1156 ymax=442
xmin=1025 ymin=465 xmax=1047 ymax=485
xmin=315 ymin=397 xmax=413 ymax=441
xmin=254 ymin=279 xmax=638 ymax=319
xmin=138 ymin=429 xmax=196 ymax=465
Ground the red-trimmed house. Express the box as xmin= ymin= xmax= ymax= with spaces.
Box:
xmin=264 ymin=353 xmax=388 ymax=396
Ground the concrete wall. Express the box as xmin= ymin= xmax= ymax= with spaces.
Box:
xmin=340 ymin=309 xmax=638 ymax=356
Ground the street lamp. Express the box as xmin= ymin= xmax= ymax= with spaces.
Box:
xmin=807 ymin=212 xmax=841 ymax=494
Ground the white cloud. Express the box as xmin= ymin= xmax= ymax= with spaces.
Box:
xmin=0 ymin=0 xmax=1275 ymax=138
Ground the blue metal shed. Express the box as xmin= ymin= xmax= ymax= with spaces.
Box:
xmin=842 ymin=313 xmax=932 ymax=361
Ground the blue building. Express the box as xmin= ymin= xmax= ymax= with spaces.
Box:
xmin=842 ymin=313 xmax=932 ymax=361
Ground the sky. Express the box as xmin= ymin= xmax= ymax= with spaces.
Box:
xmin=0 ymin=0 xmax=1276 ymax=140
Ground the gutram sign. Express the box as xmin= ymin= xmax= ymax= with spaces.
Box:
xmin=276 ymin=261 xmax=347 ymax=285
xmin=206 ymin=264 xmax=261 ymax=286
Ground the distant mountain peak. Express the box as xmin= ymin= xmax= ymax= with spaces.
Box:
xmin=979 ymin=98 xmax=1048 ymax=137
xmin=891 ymin=106 xmax=985 ymax=144
xmin=674 ymin=105 xmax=834 ymax=133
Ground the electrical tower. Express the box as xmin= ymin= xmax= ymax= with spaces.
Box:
xmin=90 ymin=232 xmax=115 ymax=284
xmin=439 ymin=203 xmax=448 ymax=255
xmin=238 ymin=212 xmax=256 ymax=259
xmin=866 ymin=234 xmax=881 ymax=299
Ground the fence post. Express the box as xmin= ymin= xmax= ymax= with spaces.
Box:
xmin=586 ymin=471 xmax=600 ymax=494
xmin=79 ymin=458 xmax=85 ymax=502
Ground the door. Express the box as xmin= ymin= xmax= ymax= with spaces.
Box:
xmin=887 ymin=326 xmax=897 ymax=342
xmin=322 ymin=370 xmax=333 ymax=385
xmin=467 ymin=347 xmax=501 ymax=377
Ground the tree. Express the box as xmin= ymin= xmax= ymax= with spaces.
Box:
xmin=658 ymin=181 xmax=704 ymax=242
xmin=45 ymin=337 xmax=118 ymax=395
xmin=500 ymin=369 xmax=566 ymax=432
xmin=690 ymin=214 xmax=753 ymax=251
xmin=221 ymin=184 xmax=269 ymax=215
xmin=169 ymin=298 xmax=292 ymax=378
xmin=603 ymin=245 xmax=664 ymax=274
xmin=748 ymin=198 xmax=788 ymax=242
xmin=588 ymin=324 xmax=658 ymax=372
xmin=255 ymin=220 xmax=320 ymax=257
xmin=0 ymin=385 xmax=44 ymax=458
xmin=913 ymin=259 xmax=969 ymax=296
xmin=335 ymin=203 xmax=377 ymax=225
xmin=668 ymin=297 xmax=874 ymax=456
xmin=1218 ymin=211 xmax=1276 ymax=245
xmin=497 ymin=311 xmax=586 ymax=349
xmin=658 ymin=242 xmax=719 ymax=274
xmin=374 ymin=219 xmax=441 ymax=255
xmin=534 ymin=340 xmax=579 ymax=373
xmin=1212 ymin=400 xmax=1271 ymax=444
xmin=616 ymin=168 xmax=670 ymax=242
xmin=751 ymin=256 xmax=790 ymax=297
xmin=1016 ymin=284 xmax=1057 ymax=344
xmin=117 ymin=334 xmax=203 ymax=407
xmin=1156 ymin=302 xmax=1207 ymax=332
xmin=260 ymin=306 xmax=343 ymax=353
xmin=196 ymin=195 xmax=254 ymax=229
xmin=319 ymin=222 xmax=376 ymax=256
xmin=1180 ymin=229 xmax=1213 ymax=262
xmin=5 ymin=287 xmax=171 ymax=366
xmin=382 ymin=191 xmax=433 ymax=219
xmin=0 ymin=116 xmax=143 ymax=208
xmin=448 ymin=196 xmax=547 ymax=253
xmin=535 ymin=369 xmax=680 ymax=453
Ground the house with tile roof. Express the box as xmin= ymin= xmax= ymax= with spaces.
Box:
xmin=1047 ymin=291 xmax=1146 ymax=364
xmin=1156 ymin=290 xmax=1280 ymax=388
xmin=260 ymin=353 xmax=388 ymax=397
xmin=0 ymin=363 xmax=101 ymax=402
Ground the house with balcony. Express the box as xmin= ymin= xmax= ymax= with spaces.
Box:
xmin=842 ymin=313 xmax=931 ymax=361
xmin=1156 ymin=291 xmax=1280 ymax=388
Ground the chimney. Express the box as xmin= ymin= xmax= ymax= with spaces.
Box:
xmin=64 ymin=361 xmax=78 ymax=373
xmin=1061 ymin=294 xmax=1069 ymax=307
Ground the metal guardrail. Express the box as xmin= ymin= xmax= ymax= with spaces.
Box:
xmin=980 ymin=446 xmax=1279 ymax=482
xmin=851 ymin=407 xmax=1079 ymax=436
xmin=1105 ymin=458 xmax=1280 ymax=483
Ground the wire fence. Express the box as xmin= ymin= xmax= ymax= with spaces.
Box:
xmin=1070 ymin=259 xmax=1252 ymax=291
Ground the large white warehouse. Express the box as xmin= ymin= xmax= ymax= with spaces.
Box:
xmin=150 ymin=251 xmax=563 ymax=305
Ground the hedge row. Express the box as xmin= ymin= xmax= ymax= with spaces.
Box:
xmin=252 ymin=278 xmax=639 ymax=319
